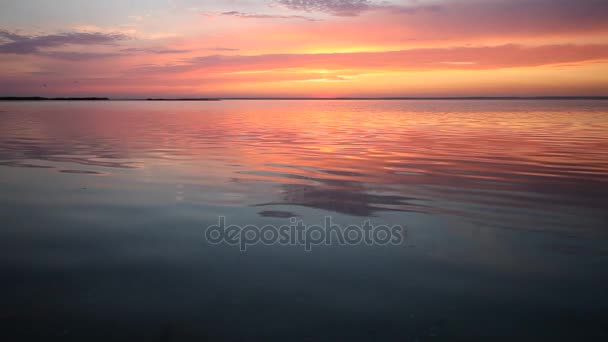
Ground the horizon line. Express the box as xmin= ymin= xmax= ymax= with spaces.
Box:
xmin=2 ymin=96 xmax=608 ymax=101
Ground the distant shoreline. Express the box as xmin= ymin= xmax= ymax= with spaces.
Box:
xmin=1 ymin=96 xmax=608 ymax=101
xmin=146 ymin=98 xmax=221 ymax=101
xmin=0 ymin=97 xmax=110 ymax=101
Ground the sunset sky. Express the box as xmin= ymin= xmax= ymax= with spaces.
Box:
xmin=1 ymin=0 xmax=608 ymax=97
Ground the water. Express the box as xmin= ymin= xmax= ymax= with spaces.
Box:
xmin=1 ymin=100 xmax=607 ymax=340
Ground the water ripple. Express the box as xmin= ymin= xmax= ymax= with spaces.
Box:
xmin=1 ymin=100 xmax=607 ymax=235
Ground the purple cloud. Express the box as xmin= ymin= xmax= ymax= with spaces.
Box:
xmin=274 ymin=0 xmax=607 ymax=20
xmin=0 ymin=30 xmax=129 ymax=55
xmin=274 ymin=0 xmax=374 ymax=16
xmin=219 ymin=11 xmax=317 ymax=21
xmin=40 ymin=51 xmax=124 ymax=61
xmin=121 ymin=47 xmax=191 ymax=54
xmin=0 ymin=30 xmax=26 ymax=42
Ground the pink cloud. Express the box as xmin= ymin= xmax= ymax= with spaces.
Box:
xmin=132 ymin=44 xmax=608 ymax=75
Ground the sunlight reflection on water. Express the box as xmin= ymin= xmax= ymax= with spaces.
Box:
xmin=1 ymin=100 xmax=607 ymax=232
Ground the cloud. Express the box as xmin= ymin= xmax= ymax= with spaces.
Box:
xmin=223 ymin=0 xmax=608 ymax=51
xmin=132 ymin=44 xmax=608 ymax=75
xmin=120 ymin=46 xmax=238 ymax=55
xmin=273 ymin=0 xmax=608 ymax=23
xmin=0 ymin=30 xmax=129 ymax=55
xmin=202 ymin=47 xmax=240 ymax=52
xmin=40 ymin=51 xmax=124 ymax=61
xmin=214 ymin=11 xmax=317 ymax=21
xmin=121 ymin=47 xmax=191 ymax=54
xmin=273 ymin=0 xmax=374 ymax=16
xmin=0 ymin=30 xmax=25 ymax=42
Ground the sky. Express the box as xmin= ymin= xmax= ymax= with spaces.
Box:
xmin=1 ymin=0 xmax=608 ymax=97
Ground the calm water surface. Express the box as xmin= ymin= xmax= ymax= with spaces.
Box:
xmin=1 ymin=100 xmax=607 ymax=340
